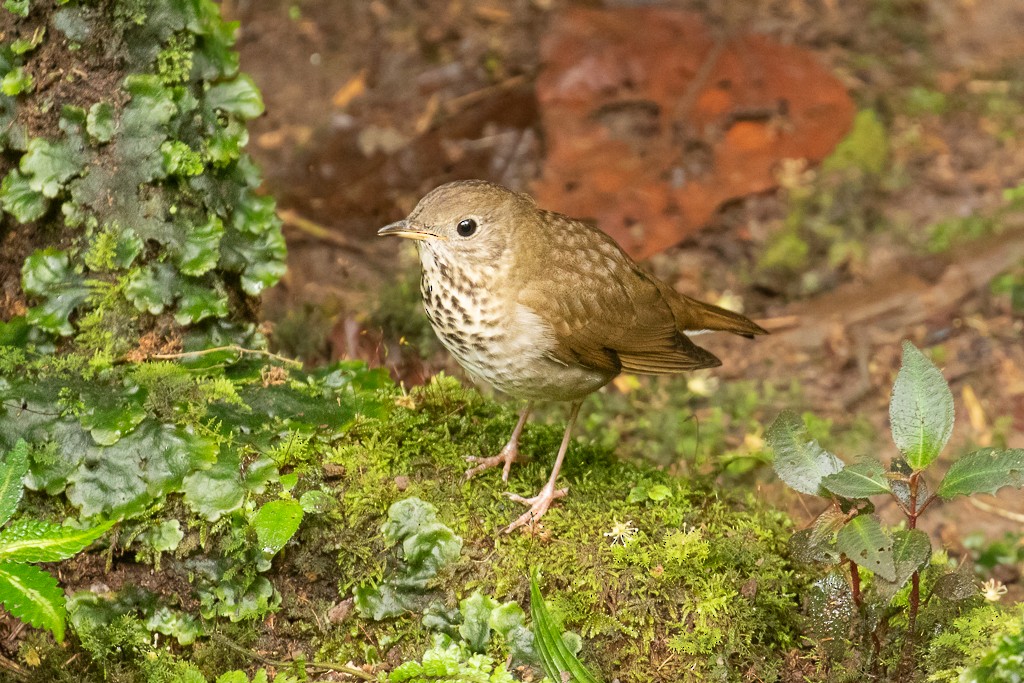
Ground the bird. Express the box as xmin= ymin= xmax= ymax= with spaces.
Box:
xmin=378 ymin=180 xmax=766 ymax=532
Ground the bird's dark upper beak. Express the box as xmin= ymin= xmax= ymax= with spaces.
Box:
xmin=377 ymin=219 xmax=438 ymax=241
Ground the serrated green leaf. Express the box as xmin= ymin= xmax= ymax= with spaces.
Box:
xmin=821 ymin=459 xmax=891 ymax=498
xmin=86 ymin=102 xmax=116 ymax=143
xmin=836 ymin=514 xmax=895 ymax=581
xmin=177 ymin=215 xmax=224 ymax=276
xmin=530 ymin=569 xmax=603 ymax=683
xmin=251 ymin=498 xmax=303 ymax=556
xmin=0 ymin=169 xmax=49 ymax=222
xmin=875 ymin=529 xmax=931 ymax=600
xmin=206 ymin=74 xmax=264 ymax=119
xmin=889 ymin=342 xmax=954 ymax=470
xmin=20 ymin=138 xmax=83 ymax=197
xmin=767 ymin=411 xmax=844 ymax=496
xmin=937 ymin=448 xmax=1024 ymax=499
xmin=0 ymin=440 xmax=28 ymax=526
xmin=0 ymin=518 xmax=114 ymax=562
xmin=0 ymin=562 xmax=65 ymax=641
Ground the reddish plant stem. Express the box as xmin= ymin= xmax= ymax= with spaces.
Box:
xmin=907 ymin=472 xmax=921 ymax=635
xmin=850 ymin=560 xmax=862 ymax=607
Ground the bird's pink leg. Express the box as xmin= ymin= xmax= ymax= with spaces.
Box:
xmin=465 ymin=401 xmax=533 ymax=481
xmin=504 ymin=401 xmax=582 ymax=533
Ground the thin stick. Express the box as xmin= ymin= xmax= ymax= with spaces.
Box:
xmin=969 ymin=497 xmax=1024 ymax=523
xmin=0 ymin=652 xmax=27 ymax=681
xmin=147 ymin=345 xmax=302 ymax=368
xmin=210 ymin=633 xmax=375 ymax=680
xmin=278 ymin=208 xmax=365 ymax=252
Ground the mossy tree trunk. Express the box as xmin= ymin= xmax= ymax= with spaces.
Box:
xmin=0 ymin=0 xmax=285 ymax=360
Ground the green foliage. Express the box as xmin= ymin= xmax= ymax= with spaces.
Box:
xmin=250 ymin=497 xmax=303 ymax=555
xmin=0 ymin=0 xmax=286 ymax=351
xmin=757 ymin=109 xmax=891 ymax=295
xmin=1 ymin=65 xmax=32 ymax=94
xmin=890 ymin=341 xmax=954 ymax=469
xmin=0 ymin=440 xmax=112 ymax=643
xmin=958 ymin=612 xmax=1024 ymax=683
xmin=386 ymin=636 xmax=515 ymax=683
xmin=822 ymin=110 xmax=889 ymax=176
xmin=767 ymin=341 xmax=1024 ymax=676
xmin=354 ymin=497 xmax=463 ymax=620
xmin=531 ymin=569 xmax=603 ymax=683
xmin=766 ymin=410 xmax=843 ymax=495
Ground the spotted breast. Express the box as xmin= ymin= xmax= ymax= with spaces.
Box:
xmin=418 ymin=242 xmax=613 ymax=402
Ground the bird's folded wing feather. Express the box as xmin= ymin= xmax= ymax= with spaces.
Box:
xmin=514 ymin=219 xmax=721 ymax=375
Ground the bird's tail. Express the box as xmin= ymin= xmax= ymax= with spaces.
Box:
xmin=668 ymin=293 xmax=768 ymax=339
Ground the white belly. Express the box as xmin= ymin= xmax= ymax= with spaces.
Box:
xmin=435 ymin=303 xmax=611 ymax=402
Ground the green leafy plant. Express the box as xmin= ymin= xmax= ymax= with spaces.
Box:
xmin=960 ymin=614 xmax=1024 ymax=683
xmin=530 ymin=569 xmax=602 ymax=683
xmin=767 ymin=341 xmax=1024 ymax=674
xmin=354 ymin=497 xmax=463 ymax=620
xmin=0 ymin=439 xmax=113 ymax=642
xmin=0 ymin=0 xmax=286 ymax=356
xmin=385 ymin=636 xmax=515 ymax=683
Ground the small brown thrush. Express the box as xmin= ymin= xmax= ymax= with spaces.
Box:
xmin=379 ymin=180 xmax=766 ymax=532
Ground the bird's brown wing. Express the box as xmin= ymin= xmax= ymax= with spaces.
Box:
xmin=514 ymin=213 xmax=721 ymax=376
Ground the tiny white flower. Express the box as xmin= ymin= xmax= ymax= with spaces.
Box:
xmin=604 ymin=519 xmax=638 ymax=545
xmin=981 ymin=578 xmax=1008 ymax=602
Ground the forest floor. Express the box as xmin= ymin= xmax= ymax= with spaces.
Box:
xmin=227 ymin=0 xmax=1024 ymax=594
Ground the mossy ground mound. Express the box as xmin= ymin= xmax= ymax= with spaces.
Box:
xmin=1 ymin=349 xmax=801 ymax=682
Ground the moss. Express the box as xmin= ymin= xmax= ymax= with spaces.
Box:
xmin=298 ymin=375 xmax=802 ymax=682
xmin=923 ymin=604 xmax=1024 ymax=681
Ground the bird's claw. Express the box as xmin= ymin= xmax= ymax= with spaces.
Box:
xmin=464 ymin=444 xmax=518 ymax=481
xmin=503 ymin=485 xmax=568 ymax=533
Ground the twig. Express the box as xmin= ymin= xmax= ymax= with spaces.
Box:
xmin=0 ymin=652 xmax=28 ymax=681
xmin=278 ymin=208 xmax=365 ymax=253
xmin=968 ymin=497 xmax=1024 ymax=523
xmin=210 ymin=633 xmax=375 ymax=680
xmin=147 ymin=345 xmax=303 ymax=368
xmin=442 ymin=74 xmax=528 ymax=116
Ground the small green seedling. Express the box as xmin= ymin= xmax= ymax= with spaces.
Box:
xmin=767 ymin=341 xmax=1024 ymax=671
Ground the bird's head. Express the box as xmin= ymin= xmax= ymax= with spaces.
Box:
xmin=377 ymin=180 xmax=536 ymax=265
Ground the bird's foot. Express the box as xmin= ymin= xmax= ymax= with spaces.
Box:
xmin=503 ymin=483 xmax=567 ymax=533
xmin=464 ymin=442 xmax=518 ymax=482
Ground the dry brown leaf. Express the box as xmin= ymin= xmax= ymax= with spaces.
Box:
xmin=533 ymin=7 xmax=855 ymax=259
xmin=332 ymin=69 xmax=367 ymax=109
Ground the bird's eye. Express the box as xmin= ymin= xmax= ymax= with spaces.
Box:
xmin=456 ymin=218 xmax=477 ymax=237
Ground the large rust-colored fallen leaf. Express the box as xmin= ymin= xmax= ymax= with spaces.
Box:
xmin=533 ymin=7 xmax=855 ymax=259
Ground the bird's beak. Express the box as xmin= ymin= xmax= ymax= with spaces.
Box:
xmin=377 ymin=219 xmax=437 ymax=241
